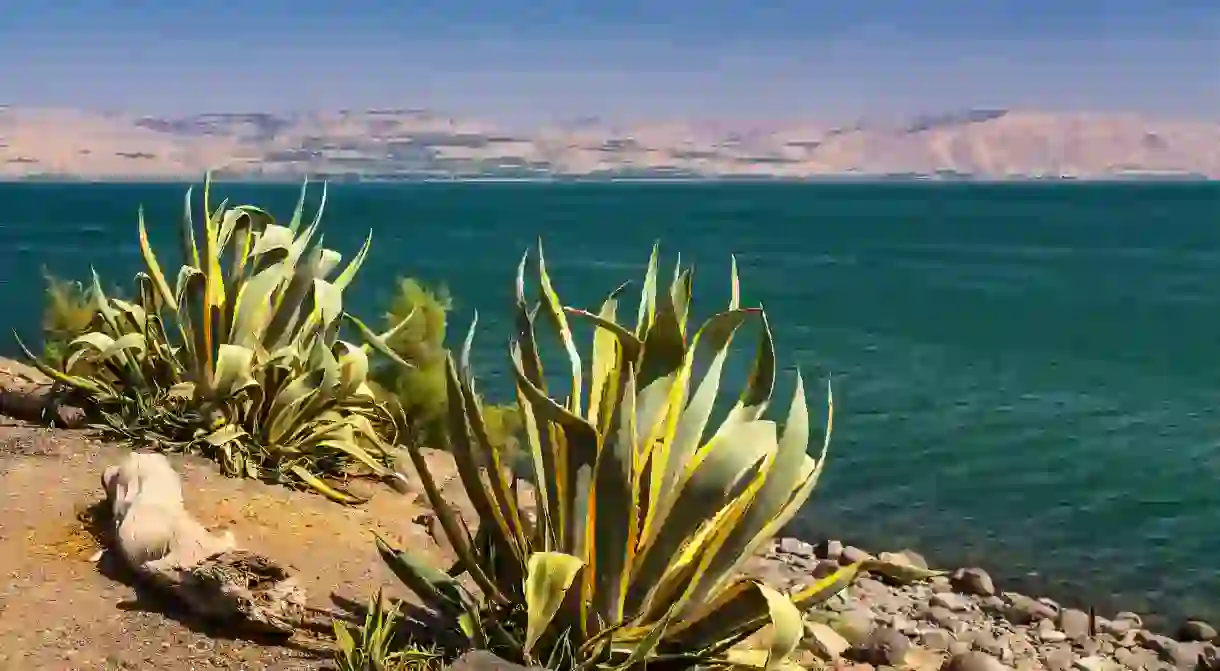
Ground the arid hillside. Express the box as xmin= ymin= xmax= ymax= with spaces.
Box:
xmin=1 ymin=106 xmax=1217 ymax=180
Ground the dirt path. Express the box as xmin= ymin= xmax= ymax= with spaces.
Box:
xmin=0 ymin=415 xmax=461 ymax=671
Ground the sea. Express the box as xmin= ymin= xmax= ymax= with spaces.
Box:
xmin=1 ymin=180 xmax=1218 ymax=625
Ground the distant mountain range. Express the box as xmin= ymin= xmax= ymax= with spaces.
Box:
xmin=1 ymin=106 xmax=1217 ymax=180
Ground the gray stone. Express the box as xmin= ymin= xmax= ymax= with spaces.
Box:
xmin=445 ymin=651 xmax=542 ymax=671
xmin=1037 ymin=597 xmax=1062 ymax=614
xmin=842 ymin=546 xmax=874 ymax=564
xmin=853 ymin=626 xmax=912 ymax=666
xmin=1059 ymin=608 xmax=1091 ymax=640
xmin=1003 ymin=593 xmax=1057 ymax=625
xmin=932 ymin=592 xmax=972 ymax=612
xmin=967 ymin=632 xmax=1006 ymax=657
xmin=1099 ymin=618 xmax=1132 ymax=636
xmin=921 ymin=629 xmax=957 ymax=651
xmin=930 ymin=575 xmax=954 ymax=593
xmin=1165 ymin=641 xmax=1206 ymax=668
xmin=1044 ymin=647 xmax=1074 ymax=671
xmin=900 ymin=549 xmax=930 ymax=570
xmin=927 ymin=606 xmax=964 ymax=630
xmin=1074 ymin=655 xmax=1118 ymax=671
xmin=941 ymin=651 xmax=1011 ymax=671
xmin=951 ymin=568 xmax=997 ymax=597
xmin=779 ymin=537 xmax=815 ymax=558
xmin=805 ymin=622 xmax=852 ymax=660
xmin=1179 ymin=620 xmax=1218 ymax=643
xmin=948 ymin=640 xmax=974 ymax=657
xmin=816 ymin=539 xmax=844 ymax=561
xmin=830 ymin=609 xmax=879 ymax=645
xmin=813 ymin=558 xmax=846 ymax=579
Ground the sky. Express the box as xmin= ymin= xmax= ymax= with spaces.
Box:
xmin=1 ymin=0 xmax=1217 ymax=124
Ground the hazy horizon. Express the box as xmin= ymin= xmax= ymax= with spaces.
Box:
xmin=3 ymin=0 xmax=1218 ymax=126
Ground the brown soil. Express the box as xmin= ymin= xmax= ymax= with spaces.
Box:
xmin=0 ymin=387 xmax=467 ymax=670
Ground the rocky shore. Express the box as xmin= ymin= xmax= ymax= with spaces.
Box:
xmin=749 ymin=538 xmax=1219 ymax=671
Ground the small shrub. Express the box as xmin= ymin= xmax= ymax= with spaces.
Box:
xmin=374 ymin=277 xmax=524 ymax=462
xmin=40 ymin=271 xmax=97 ymax=369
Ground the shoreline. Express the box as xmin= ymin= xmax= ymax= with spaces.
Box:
xmin=756 ymin=536 xmax=1219 ymax=670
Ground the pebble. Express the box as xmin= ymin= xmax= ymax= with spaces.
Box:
xmin=931 ymin=592 xmax=972 ymax=612
xmin=941 ymin=651 xmax=1011 ymax=671
xmin=752 ymin=537 xmax=1215 ymax=671
xmin=842 ymin=546 xmax=874 ymax=564
xmin=853 ymin=627 xmax=911 ymax=666
xmin=1179 ymin=620 xmax=1218 ymax=642
xmin=805 ymin=622 xmax=851 ymax=660
xmin=951 ymin=568 xmax=997 ymax=597
xmin=1059 ymin=608 xmax=1091 ymax=640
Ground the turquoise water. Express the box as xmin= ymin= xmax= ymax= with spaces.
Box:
xmin=2 ymin=181 xmax=1219 ymax=624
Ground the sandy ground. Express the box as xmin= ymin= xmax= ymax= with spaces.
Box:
xmin=0 ymin=416 xmax=466 ymax=671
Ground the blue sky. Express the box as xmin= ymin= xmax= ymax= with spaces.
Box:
xmin=2 ymin=1 xmax=1217 ymax=123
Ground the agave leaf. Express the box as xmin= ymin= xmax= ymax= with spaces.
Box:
xmin=211 ymin=344 xmax=258 ymax=399
xmin=137 ymin=207 xmax=178 ymax=311
xmin=860 ymin=558 xmax=944 ymax=584
xmin=374 ymin=534 xmax=471 ymax=616
xmin=589 ymin=363 xmax=637 ymax=629
xmin=287 ymin=464 xmax=366 ymax=504
xmin=669 ymin=563 xmax=860 ymax=650
xmin=534 ymin=244 xmax=583 ymax=414
xmin=523 ymin=552 xmax=585 ymax=655
xmin=586 ymin=282 xmax=630 ymax=430
xmin=333 ymin=230 xmax=371 ymax=292
xmin=685 ymin=373 xmax=822 ymax=604
xmin=630 ymin=419 xmax=776 ymax=598
xmin=398 ymin=436 xmax=509 ymax=606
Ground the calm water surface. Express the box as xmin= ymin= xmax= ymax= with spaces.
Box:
xmin=1 ymin=181 xmax=1218 ymax=623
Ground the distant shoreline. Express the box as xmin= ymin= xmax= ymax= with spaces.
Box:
xmin=1 ymin=175 xmax=1215 ymax=186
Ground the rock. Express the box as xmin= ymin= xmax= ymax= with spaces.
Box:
xmin=921 ymin=629 xmax=957 ymax=651
xmin=445 ymin=651 xmax=543 ymax=670
xmin=1003 ymin=593 xmax=1057 ymax=625
xmin=1037 ymin=597 xmax=1062 ymax=614
xmin=965 ymin=632 xmax=1005 ymax=657
xmin=948 ymin=641 xmax=974 ymax=657
xmin=878 ymin=551 xmax=913 ymax=567
xmin=1114 ymin=612 xmax=1143 ymax=627
xmin=1074 ymin=656 xmax=1117 ymax=671
xmin=926 ymin=606 xmax=965 ymax=631
xmin=829 ymin=609 xmax=879 ymax=645
xmin=842 ymin=546 xmax=874 ymax=564
xmin=1099 ymin=618 xmax=1133 ymax=636
xmin=941 ymin=651 xmax=1011 ymax=671
xmin=779 ymin=537 xmax=816 ymax=558
xmin=876 ymin=549 xmax=929 ymax=570
xmin=1044 ymin=646 xmax=1074 ymax=671
xmin=930 ymin=575 xmax=954 ymax=593
xmin=1059 ymin=609 xmax=1091 ymax=641
xmin=905 ymin=645 xmax=947 ymax=671
xmin=1180 ymin=620 xmax=1218 ymax=642
xmin=816 ymin=539 xmax=845 ymax=561
xmin=852 ymin=627 xmax=911 ymax=666
xmin=813 ymin=558 xmax=846 ymax=579
xmin=951 ymin=568 xmax=997 ymax=597
xmin=805 ymin=622 xmax=852 ymax=660
xmin=1039 ymin=630 xmax=1068 ymax=643
xmin=931 ymin=592 xmax=972 ymax=612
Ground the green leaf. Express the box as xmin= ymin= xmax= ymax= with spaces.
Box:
xmin=523 ymin=551 xmax=585 ymax=655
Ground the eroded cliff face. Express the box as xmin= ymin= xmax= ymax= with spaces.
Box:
xmin=1 ymin=106 xmax=1217 ymax=180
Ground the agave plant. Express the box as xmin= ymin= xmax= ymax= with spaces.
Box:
xmin=18 ymin=175 xmax=414 ymax=502
xmin=375 ymin=244 xmax=857 ymax=669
